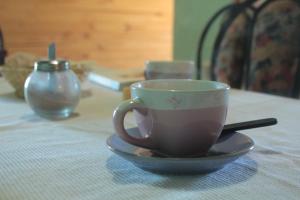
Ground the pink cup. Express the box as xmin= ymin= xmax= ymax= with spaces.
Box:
xmin=113 ymin=79 xmax=229 ymax=156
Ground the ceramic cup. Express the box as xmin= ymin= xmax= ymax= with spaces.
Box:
xmin=144 ymin=60 xmax=196 ymax=80
xmin=113 ymin=79 xmax=229 ymax=156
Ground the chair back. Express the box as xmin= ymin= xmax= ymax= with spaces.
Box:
xmin=197 ymin=0 xmax=300 ymax=98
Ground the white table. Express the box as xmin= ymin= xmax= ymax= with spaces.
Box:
xmin=0 ymin=78 xmax=299 ymax=200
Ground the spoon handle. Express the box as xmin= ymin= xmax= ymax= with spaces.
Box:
xmin=222 ymin=118 xmax=277 ymax=134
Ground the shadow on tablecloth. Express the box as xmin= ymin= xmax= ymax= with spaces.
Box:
xmin=106 ymin=154 xmax=257 ymax=191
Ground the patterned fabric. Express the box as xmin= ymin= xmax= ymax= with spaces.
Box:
xmin=215 ymin=12 xmax=249 ymax=89
xmin=214 ymin=0 xmax=300 ymax=98
xmin=249 ymin=0 xmax=300 ymax=97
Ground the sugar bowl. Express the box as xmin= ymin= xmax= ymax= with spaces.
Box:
xmin=24 ymin=44 xmax=81 ymax=119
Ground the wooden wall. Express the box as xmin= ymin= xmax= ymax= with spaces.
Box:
xmin=0 ymin=0 xmax=173 ymax=68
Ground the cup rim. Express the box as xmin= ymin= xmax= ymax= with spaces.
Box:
xmin=131 ymin=79 xmax=230 ymax=93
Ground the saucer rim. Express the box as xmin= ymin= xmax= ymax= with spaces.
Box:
xmin=106 ymin=132 xmax=254 ymax=161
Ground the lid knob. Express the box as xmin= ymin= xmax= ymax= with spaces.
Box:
xmin=35 ymin=43 xmax=70 ymax=72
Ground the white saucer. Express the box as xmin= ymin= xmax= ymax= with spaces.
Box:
xmin=106 ymin=127 xmax=254 ymax=174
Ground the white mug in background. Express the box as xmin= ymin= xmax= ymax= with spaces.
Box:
xmin=144 ymin=60 xmax=196 ymax=80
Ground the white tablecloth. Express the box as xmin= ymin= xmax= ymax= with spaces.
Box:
xmin=0 ymin=78 xmax=299 ymax=200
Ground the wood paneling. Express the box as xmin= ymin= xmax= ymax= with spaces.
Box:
xmin=0 ymin=0 xmax=173 ymax=68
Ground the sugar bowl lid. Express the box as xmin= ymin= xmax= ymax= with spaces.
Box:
xmin=35 ymin=42 xmax=70 ymax=72
xmin=35 ymin=60 xmax=70 ymax=71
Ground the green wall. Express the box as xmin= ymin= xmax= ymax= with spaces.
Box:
xmin=174 ymin=0 xmax=231 ymax=63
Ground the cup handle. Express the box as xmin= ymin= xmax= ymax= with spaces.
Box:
xmin=113 ymin=98 xmax=157 ymax=149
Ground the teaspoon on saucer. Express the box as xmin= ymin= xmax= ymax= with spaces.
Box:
xmin=221 ymin=118 xmax=277 ymax=136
